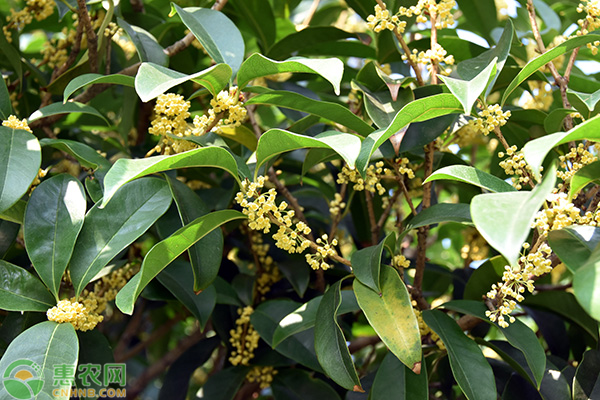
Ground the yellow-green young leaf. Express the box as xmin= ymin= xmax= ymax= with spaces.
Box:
xmin=356 ymin=94 xmax=463 ymax=175
xmin=28 ymin=102 xmax=109 ymax=125
xmin=424 ymin=165 xmax=516 ymax=193
xmin=245 ymin=90 xmax=374 ymax=136
xmin=351 ymin=233 xmax=395 ymax=293
xmin=438 ymin=58 xmax=497 ymax=114
xmin=470 ymin=163 xmax=556 ymax=266
xmin=422 ymin=310 xmax=496 ymax=400
xmin=24 ymin=174 xmax=86 ymax=299
xmin=0 ymin=322 xmax=78 ymax=400
xmin=0 ymin=260 xmax=56 ymax=311
xmin=218 ymin=125 xmax=258 ymax=151
xmin=134 ymin=62 xmax=232 ymax=102
xmin=523 ymin=115 xmax=600 ymax=178
xmin=255 ymin=129 xmax=362 ymax=177
xmin=63 ymin=73 xmax=135 ymax=102
xmin=0 ymin=126 xmax=41 ymax=214
xmin=501 ymin=34 xmax=600 ymax=105
xmin=370 ymin=352 xmax=428 ymax=400
xmin=353 ymin=266 xmax=421 ymax=373
xmin=101 ymin=146 xmax=240 ymax=208
xmin=548 ymin=225 xmax=600 ymax=273
xmin=315 ymin=279 xmax=362 ymax=391
xmin=237 ymin=53 xmax=344 ymax=95
xmin=0 ymin=200 xmax=25 ymax=224
xmin=116 ymin=210 xmax=246 ymax=315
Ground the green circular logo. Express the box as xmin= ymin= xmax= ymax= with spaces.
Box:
xmin=2 ymin=359 xmax=44 ymax=400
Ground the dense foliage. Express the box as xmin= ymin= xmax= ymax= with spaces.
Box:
xmin=1 ymin=0 xmax=600 ymax=399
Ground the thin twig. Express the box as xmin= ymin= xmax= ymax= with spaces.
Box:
xmin=365 ymin=191 xmax=379 ymax=245
xmin=76 ymin=0 xmax=98 ymax=73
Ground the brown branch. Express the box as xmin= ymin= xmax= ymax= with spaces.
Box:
xmin=76 ymin=0 xmax=99 ymax=73
xmin=526 ymin=0 xmax=561 ymax=83
xmin=376 ymin=188 xmax=400 ymax=231
xmin=365 ymin=191 xmax=379 ymax=245
xmin=113 ymin=299 xmax=146 ymax=356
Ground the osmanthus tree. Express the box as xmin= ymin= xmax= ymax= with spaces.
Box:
xmin=1 ymin=0 xmax=600 ymax=398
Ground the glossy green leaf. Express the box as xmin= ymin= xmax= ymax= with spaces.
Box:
xmin=438 ymin=58 xmax=497 ymax=114
xmin=455 ymin=0 xmax=497 ymax=42
xmin=351 ymin=233 xmax=395 ymax=293
xmin=76 ymin=330 xmax=115 ymax=396
xmin=548 ymin=225 xmax=600 ymax=273
xmin=471 ymin=163 xmax=556 ymax=266
xmin=251 ymin=299 xmax=323 ymax=371
xmin=157 ymin=261 xmax=216 ymax=329
xmin=0 ymin=200 xmax=25 ymax=224
xmin=238 ymin=54 xmax=344 ymax=95
xmin=403 ymin=203 xmax=472 ymax=236
xmin=463 ymin=255 xmax=505 ymax=300
xmin=24 ymin=174 xmax=86 ymax=299
xmin=351 ymin=81 xmax=414 ymax=129
xmin=39 ymin=138 xmax=111 ymax=175
xmin=272 ymin=290 xmax=359 ymax=347
xmin=69 ymin=178 xmax=172 ymax=297
xmin=369 ymin=352 xmax=428 ymax=400
xmin=356 ymin=94 xmax=463 ymax=174
xmin=570 ymin=160 xmax=600 ymax=200
xmin=0 ymin=29 xmax=23 ymax=85
xmin=272 ymin=369 xmax=341 ymax=400
xmin=441 ymin=300 xmax=546 ymax=388
xmin=0 ymin=71 xmax=12 ymax=119
xmin=315 ymin=279 xmax=362 ymax=391
xmin=567 ymin=88 xmax=600 ymax=115
xmin=424 ymin=165 xmax=516 ymax=193
xmin=116 ymin=210 xmax=245 ymax=315
xmin=0 ymin=321 xmax=78 ymax=400
xmin=422 ymin=309 xmax=497 ymax=400
xmin=117 ymin=17 xmax=168 ymax=66
xmin=28 ymin=102 xmax=109 ymax=125
xmin=135 ymin=62 xmax=232 ymax=102
xmin=501 ymin=34 xmax=600 ymax=105
xmin=101 ymin=146 xmax=240 ymax=208
xmin=173 ymin=5 xmax=244 ymax=76
xmin=245 ymin=89 xmax=373 ymax=136
xmin=544 ymin=108 xmax=573 ymax=134
xmin=0 ymin=260 xmax=55 ymax=312
xmin=266 ymin=26 xmax=355 ymax=60
xmin=255 ymin=129 xmax=362 ymax=175
xmin=523 ymin=115 xmax=600 ymax=178
xmin=166 ymin=176 xmax=223 ymax=291
xmin=573 ymin=349 xmax=600 ymax=400
xmin=231 ymin=0 xmax=275 ymax=51
xmin=0 ymin=126 xmax=41 ymax=214
xmin=354 ymin=266 xmax=422 ymax=372
xmin=573 ymin=255 xmax=600 ymax=321
xmin=63 ymin=73 xmax=134 ymax=102
xmin=197 ymin=366 xmax=249 ymax=400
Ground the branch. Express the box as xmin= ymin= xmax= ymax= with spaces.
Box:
xmin=365 ymin=191 xmax=379 ymax=245
xmin=76 ymin=0 xmax=99 ymax=73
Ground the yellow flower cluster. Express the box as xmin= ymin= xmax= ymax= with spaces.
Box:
xmin=557 ymin=143 xmax=598 ymax=182
xmin=47 ymin=299 xmax=103 ymax=332
xmin=402 ymin=43 xmax=455 ymax=76
xmin=337 ymin=162 xmax=386 ymax=195
xmin=460 ymin=228 xmax=489 ymax=261
xmin=305 ymin=234 xmax=338 ymax=270
xmin=249 ymin=231 xmax=282 ymax=297
xmin=104 ymin=21 xmax=122 ymax=38
xmin=384 ymin=157 xmax=416 ymax=180
xmin=3 ymin=115 xmax=32 ymax=132
xmin=366 ymin=4 xmax=407 ymax=33
xmin=229 ymin=306 xmax=260 ymax=366
xmin=453 ymin=121 xmax=488 ymax=148
xmin=246 ymin=366 xmax=278 ymax=389
xmin=81 ymin=264 xmax=139 ymax=315
xmin=3 ymin=0 xmax=55 ymax=43
xmin=522 ymin=81 xmax=553 ymax=111
xmin=577 ymin=0 xmax=600 ymax=53
xmin=329 ymin=193 xmax=346 ymax=217
xmin=412 ymin=300 xmax=444 ymax=350
xmin=42 ymin=24 xmax=78 ymax=69
xmin=392 ymin=254 xmax=411 ymax=269
xmin=498 ymin=145 xmax=534 ymax=190
xmin=532 ymin=192 xmax=599 ymax=237
xmin=473 ymin=104 xmax=511 ymax=135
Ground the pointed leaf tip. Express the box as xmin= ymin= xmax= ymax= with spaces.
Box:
xmin=412 ymin=362 xmax=422 ymax=375
xmin=353 ymin=385 xmax=365 ymax=393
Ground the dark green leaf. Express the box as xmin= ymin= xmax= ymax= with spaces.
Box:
xmin=266 ymin=27 xmax=355 ymax=60
xmin=63 ymin=73 xmax=135 ymax=102
xmin=463 ymin=255 xmax=505 ymax=301
xmin=76 ymin=330 xmax=114 ymax=397
xmin=28 ymin=102 xmax=109 ymax=125
xmin=573 ymin=349 xmax=600 ymax=400
xmin=231 ymin=0 xmax=275 ymax=51
xmin=455 ymin=0 xmax=497 ymax=42
xmin=272 ymin=369 xmax=341 ymax=400
xmin=351 ymin=233 xmax=395 ymax=293
xmin=39 ymin=139 xmax=111 ymax=175
xmin=0 ymin=260 xmax=55 ymax=312
xmin=369 ymin=352 xmax=428 ymax=400
xmin=117 ymin=17 xmax=168 ymax=66
xmin=548 ymin=225 xmax=600 ymax=273
xmin=403 ymin=203 xmax=472 ymax=235
xmin=543 ymin=108 xmax=573 ymax=134
xmin=573 ymin=254 xmax=600 ymax=321
xmin=0 ymin=200 xmax=25 ymax=224
xmin=570 ymin=160 xmax=600 ymax=200
xmin=424 ymin=165 xmax=516 ymax=193
xmin=351 ymin=81 xmax=414 ymax=129
xmin=0 ymin=71 xmax=12 ymax=119
xmin=197 ymin=366 xmax=249 ymax=400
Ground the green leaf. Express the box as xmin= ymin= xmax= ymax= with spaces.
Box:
xmin=0 ymin=260 xmax=55 ymax=312
xmin=315 ymin=279 xmax=362 ymax=391
xmin=237 ymin=54 xmax=344 ymax=95
xmin=455 ymin=0 xmax=497 ymax=42
xmin=117 ymin=17 xmax=168 ymax=67
xmin=501 ymin=34 xmax=600 ymax=105
xmin=0 ymin=29 xmax=23 ymax=86
xmin=173 ymin=5 xmax=244 ymax=76
xmin=438 ymin=58 xmax=497 ymax=114
xmin=24 ymin=174 xmax=86 ymax=299
xmin=403 ymin=203 xmax=472 ymax=236
xmin=157 ymin=261 xmax=217 ymax=329
xmin=471 ymin=163 xmax=556 ymax=266
xmin=544 ymin=108 xmax=573 ymax=134
xmin=463 ymin=255 xmax=505 ymax=300
xmin=354 ymin=266 xmax=422 ymax=372
xmin=39 ymin=139 xmax=111 ymax=175
xmin=0 ymin=321 xmax=78 ymax=400
xmin=0 ymin=126 xmax=41 ymax=214
xmin=351 ymin=81 xmax=414 ymax=129
xmin=245 ymin=89 xmax=374 ymax=136
xmin=422 ymin=309 xmax=497 ymax=400
xmin=548 ymin=225 xmax=600 ymax=273
xmin=570 ymin=160 xmax=600 ymax=200
xmin=573 ymin=349 xmax=600 ymax=400
xmin=369 ymin=352 xmax=428 ymax=400
xmin=272 ymin=290 xmax=359 ymax=347
xmin=573 ymin=254 xmax=600 ymax=321
xmin=231 ymin=0 xmax=275 ymax=51
xmin=197 ymin=366 xmax=249 ymax=400
xmin=356 ymin=94 xmax=463 ymax=174
xmin=135 ymin=62 xmax=232 ymax=102
xmin=424 ymin=165 xmax=516 ymax=193
xmin=0 ymin=70 xmax=12 ymax=119
xmin=441 ymin=300 xmax=546 ymax=388
xmin=28 ymin=102 xmax=109 ymax=125
xmin=0 ymin=200 xmax=25 ymax=224
xmin=75 ymin=330 xmax=115 ymax=396
xmin=255 ymin=129 xmax=362 ymax=175
xmin=266 ymin=27 xmax=356 ymax=60
xmin=272 ymin=369 xmax=341 ymax=400
xmin=523 ymin=115 xmax=600 ymax=178
xmin=351 ymin=233 xmax=395 ymax=293
xmin=101 ymin=146 xmax=240 ymax=208
xmin=116 ymin=210 xmax=245 ymax=315
xmin=69 ymin=178 xmax=172 ymax=297
xmin=166 ymin=176 xmax=223 ymax=291
xmin=568 ymin=88 xmax=600 ymax=116
xmin=63 ymin=73 xmax=135 ymax=102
